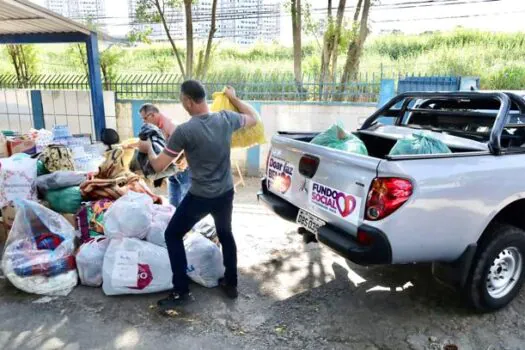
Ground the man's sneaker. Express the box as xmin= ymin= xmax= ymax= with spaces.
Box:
xmin=218 ymin=278 xmax=238 ymax=299
xmin=157 ymin=291 xmax=194 ymax=310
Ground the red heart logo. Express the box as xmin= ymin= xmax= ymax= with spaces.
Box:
xmin=129 ymin=264 xmax=153 ymax=290
xmin=279 ymin=174 xmax=291 ymax=193
xmin=336 ymin=192 xmax=356 ymax=217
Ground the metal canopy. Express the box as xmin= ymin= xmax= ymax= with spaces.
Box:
xmin=0 ymin=0 xmax=106 ymax=140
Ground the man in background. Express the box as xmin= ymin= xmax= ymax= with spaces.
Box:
xmin=143 ymin=81 xmax=257 ymax=308
xmin=136 ymin=103 xmax=191 ymax=207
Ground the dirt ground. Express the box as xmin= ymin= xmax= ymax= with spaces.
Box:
xmin=0 ymin=177 xmax=524 ymax=350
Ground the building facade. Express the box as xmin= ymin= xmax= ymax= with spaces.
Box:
xmin=128 ymin=0 xmax=281 ymax=45
xmin=44 ymin=0 xmax=105 ymax=20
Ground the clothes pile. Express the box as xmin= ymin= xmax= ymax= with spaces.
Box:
xmin=0 ymin=125 xmax=224 ymax=297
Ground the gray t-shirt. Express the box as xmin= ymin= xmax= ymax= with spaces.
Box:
xmin=164 ymin=110 xmax=245 ymax=198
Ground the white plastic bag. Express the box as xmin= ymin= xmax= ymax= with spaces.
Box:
xmin=104 ymin=191 xmax=153 ymax=239
xmin=1 ymin=200 xmax=78 ymax=296
xmin=76 ymin=236 xmax=110 ymax=287
xmin=0 ymin=154 xmax=37 ymax=207
xmin=192 ymin=215 xmax=219 ymax=245
xmin=102 ymin=238 xmax=172 ymax=295
xmin=184 ymin=232 xmax=225 ymax=288
xmin=145 ymin=204 xmax=175 ymax=248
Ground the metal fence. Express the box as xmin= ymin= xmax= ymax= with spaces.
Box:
xmin=0 ymin=73 xmax=383 ymax=102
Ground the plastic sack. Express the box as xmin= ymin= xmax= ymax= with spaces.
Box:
xmin=45 ymin=186 xmax=82 ymax=214
xmin=184 ymin=232 xmax=225 ymax=288
xmin=0 ymin=154 xmax=38 ymax=207
xmin=36 ymin=171 xmax=87 ymax=195
xmin=310 ymin=122 xmax=368 ymax=155
xmin=76 ymin=236 xmax=110 ymax=287
xmin=210 ymin=88 xmax=266 ymax=148
xmin=1 ymin=200 xmax=78 ymax=296
xmin=104 ymin=191 xmax=153 ymax=239
xmin=102 ymin=238 xmax=172 ymax=295
xmin=389 ymin=132 xmax=452 ymax=156
xmin=192 ymin=215 xmax=219 ymax=245
xmin=145 ymin=204 xmax=175 ymax=248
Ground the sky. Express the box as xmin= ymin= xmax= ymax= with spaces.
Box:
xmin=32 ymin=0 xmax=525 ymax=43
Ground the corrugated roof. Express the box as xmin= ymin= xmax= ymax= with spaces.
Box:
xmin=0 ymin=0 xmax=91 ymax=36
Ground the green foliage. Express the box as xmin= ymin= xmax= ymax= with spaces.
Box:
xmin=6 ymin=28 xmax=525 ymax=91
xmin=5 ymin=45 xmax=39 ymax=87
xmin=127 ymin=27 xmax=153 ymax=44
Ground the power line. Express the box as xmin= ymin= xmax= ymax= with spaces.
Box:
xmin=371 ymin=8 xmax=525 ymax=23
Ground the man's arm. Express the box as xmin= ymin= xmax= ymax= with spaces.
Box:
xmin=224 ymin=86 xmax=258 ymax=128
xmin=141 ymin=140 xmax=176 ymax=173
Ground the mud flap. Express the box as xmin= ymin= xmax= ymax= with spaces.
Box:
xmin=432 ymin=244 xmax=477 ymax=289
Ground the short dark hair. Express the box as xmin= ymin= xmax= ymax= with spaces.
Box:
xmin=181 ymin=80 xmax=206 ymax=103
xmin=139 ymin=103 xmax=159 ymax=115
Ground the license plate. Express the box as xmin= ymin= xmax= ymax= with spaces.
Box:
xmin=296 ymin=209 xmax=325 ymax=235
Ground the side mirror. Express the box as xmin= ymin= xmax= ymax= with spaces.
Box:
xmin=100 ymin=128 xmax=120 ymax=150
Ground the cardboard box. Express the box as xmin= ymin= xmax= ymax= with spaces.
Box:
xmin=0 ymin=221 xmax=7 ymax=245
xmin=7 ymin=139 xmax=36 ymax=156
xmin=1 ymin=204 xmax=16 ymax=233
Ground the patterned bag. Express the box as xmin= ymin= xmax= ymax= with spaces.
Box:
xmin=40 ymin=144 xmax=75 ymax=173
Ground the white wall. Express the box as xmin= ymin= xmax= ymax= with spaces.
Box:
xmin=0 ymin=90 xmax=33 ymax=132
xmin=0 ymin=89 xmax=116 ymax=139
xmin=41 ymin=90 xmax=116 ymax=137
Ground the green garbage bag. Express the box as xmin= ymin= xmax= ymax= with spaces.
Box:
xmin=45 ymin=186 xmax=82 ymax=214
xmin=310 ymin=122 xmax=368 ymax=155
xmin=389 ymin=132 xmax=451 ymax=156
xmin=37 ymin=160 xmax=49 ymax=176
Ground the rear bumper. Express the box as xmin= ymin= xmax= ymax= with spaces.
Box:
xmin=257 ymin=178 xmax=392 ymax=265
xmin=257 ymin=178 xmax=298 ymax=222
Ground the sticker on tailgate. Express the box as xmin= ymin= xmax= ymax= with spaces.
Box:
xmin=267 ymin=156 xmax=294 ymax=195
xmin=309 ymin=181 xmax=361 ymax=225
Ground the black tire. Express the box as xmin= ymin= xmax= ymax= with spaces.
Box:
xmin=465 ymin=223 xmax=525 ymax=312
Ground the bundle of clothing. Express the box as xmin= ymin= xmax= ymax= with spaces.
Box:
xmin=129 ymin=123 xmax=187 ymax=187
xmin=79 ymin=147 xmax=162 ymax=204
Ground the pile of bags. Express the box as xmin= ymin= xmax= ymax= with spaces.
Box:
xmin=2 ymin=190 xmax=226 ymax=296
xmin=0 ymin=124 xmax=227 ymax=297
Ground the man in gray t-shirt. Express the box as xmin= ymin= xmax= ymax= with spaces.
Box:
xmin=142 ymin=80 xmax=257 ymax=309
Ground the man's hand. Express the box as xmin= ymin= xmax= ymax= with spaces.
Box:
xmin=224 ymin=86 xmax=237 ymax=101
xmin=138 ymin=139 xmax=152 ymax=154
xmin=223 ymin=85 xmax=257 ymax=128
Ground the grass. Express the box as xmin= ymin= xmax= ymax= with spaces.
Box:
xmin=2 ymin=29 xmax=525 ymax=90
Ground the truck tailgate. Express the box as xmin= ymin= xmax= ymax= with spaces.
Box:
xmin=267 ymin=135 xmax=381 ymax=235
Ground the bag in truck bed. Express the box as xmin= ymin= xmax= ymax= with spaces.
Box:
xmin=310 ymin=122 xmax=368 ymax=155
xmin=389 ymin=132 xmax=451 ymax=156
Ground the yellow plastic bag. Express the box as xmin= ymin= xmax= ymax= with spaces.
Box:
xmin=210 ymin=89 xmax=266 ymax=148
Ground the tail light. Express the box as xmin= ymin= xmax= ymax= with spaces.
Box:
xmin=299 ymin=154 xmax=320 ymax=178
xmin=365 ymin=177 xmax=413 ymax=221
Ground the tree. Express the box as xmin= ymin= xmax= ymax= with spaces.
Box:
xmin=184 ymin=0 xmax=194 ymax=78
xmin=135 ymin=0 xmax=218 ymax=79
xmin=5 ymin=45 xmax=38 ymax=88
xmin=195 ymin=0 xmax=218 ymax=79
xmin=319 ymin=0 xmax=347 ymax=99
xmin=68 ymin=43 xmax=123 ymax=90
xmin=339 ymin=0 xmax=371 ymax=99
xmin=135 ymin=0 xmax=186 ymax=77
xmin=290 ymin=0 xmax=303 ymax=92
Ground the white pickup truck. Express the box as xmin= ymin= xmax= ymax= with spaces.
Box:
xmin=258 ymin=92 xmax=525 ymax=312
